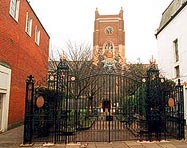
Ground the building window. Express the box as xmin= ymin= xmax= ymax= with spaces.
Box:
xmin=175 ymin=65 xmax=180 ymax=78
xmin=35 ymin=26 xmax=40 ymax=45
xmin=173 ymin=39 xmax=179 ymax=62
xmin=9 ymin=0 xmax=20 ymax=21
xmin=25 ymin=12 xmax=32 ymax=36
xmin=103 ymin=41 xmax=114 ymax=58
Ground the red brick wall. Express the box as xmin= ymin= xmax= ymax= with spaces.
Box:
xmin=0 ymin=0 xmax=50 ymax=127
xmin=94 ymin=15 xmax=125 ymax=47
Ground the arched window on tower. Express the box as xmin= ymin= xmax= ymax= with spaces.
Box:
xmin=103 ymin=41 xmax=114 ymax=58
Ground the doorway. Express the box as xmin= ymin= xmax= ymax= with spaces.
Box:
xmin=0 ymin=94 xmax=3 ymax=131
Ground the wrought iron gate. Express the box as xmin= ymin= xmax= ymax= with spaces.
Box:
xmin=23 ymin=60 xmax=185 ymax=144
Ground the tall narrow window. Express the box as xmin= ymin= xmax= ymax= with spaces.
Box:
xmin=35 ymin=26 xmax=40 ymax=45
xmin=173 ymin=39 xmax=179 ymax=62
xmin=9 ymin=0 xmax=20 ymax=21
xmin=175 ymin=65 xmax=180 ymax=78
xmin=25 ymin=12 xmax=32 ymax=36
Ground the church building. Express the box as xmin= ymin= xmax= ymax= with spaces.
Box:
xmin=93 ymin=7 xmax=125 ymax=70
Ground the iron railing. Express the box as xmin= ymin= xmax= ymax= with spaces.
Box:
xmin=23 ymin=60 xmax=185 ymax=144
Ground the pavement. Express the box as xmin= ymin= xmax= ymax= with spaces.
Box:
xmin=0 ymin=125 xmax=187 ymax=148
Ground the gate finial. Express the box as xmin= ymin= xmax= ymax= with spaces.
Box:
xmin=26 ymin=75 xmax=34 ymax=83
xmin=149 ymin=55 xmax=156 ymax=65
xmin=60 ymin=53 xmax=66 ymax=61
xmin=177 ymin=79 xmax=181 ymax=86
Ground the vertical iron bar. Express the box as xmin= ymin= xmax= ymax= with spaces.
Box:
xmin=176 ymin=79 xmax=185 ymax=140
xmin=65 ymin=70 xmax=68 ymax=144
xmin=23 ymin=75 xmax=34 ymax=144
xmin=54 ymin=70 xmax=59 ymax=143
xmin=108 ymin=74 xmax=111 ymax=143
xmin=75 ymin=78 xmax=78 ymax=143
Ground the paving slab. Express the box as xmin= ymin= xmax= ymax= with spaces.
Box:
xmin=94 ymin=142 xmax=113 ymax=148
xmin=83 ymin=143 xmax=96 ymax=148
xmin=111 ymin=142 xmax=129 ymax=148
xmin=141 ymin=143 xmax=161 ymax=148
xmin=0 ymin=126 xmax=187 ymax=148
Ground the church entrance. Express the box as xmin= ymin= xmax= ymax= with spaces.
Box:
xmin=102 ymin=100 xmax=110 ymax=112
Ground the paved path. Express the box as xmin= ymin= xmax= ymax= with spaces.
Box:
xmin=0 ymin=125 xmax=23 ymax=147
xmin=75 ymin=114 xmax=136 ymax=142
xmin=0 ymin=125 xmax=187 ymax=147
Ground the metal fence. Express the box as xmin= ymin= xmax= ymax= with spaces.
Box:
xmin=23 ymin=60 xmax=185 ymax=144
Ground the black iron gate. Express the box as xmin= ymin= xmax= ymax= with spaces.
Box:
xmin=140 ymin=64 xmax=185 ymax=141
xmin=23 ymin=60 xmax=185 ymax=144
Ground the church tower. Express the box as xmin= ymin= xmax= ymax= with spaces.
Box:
xmin=93 ymin=7 xmax=125 ymax=69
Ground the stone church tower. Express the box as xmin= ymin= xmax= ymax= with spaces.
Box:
xmin=93 ymin=7 xmax=125 ymax=69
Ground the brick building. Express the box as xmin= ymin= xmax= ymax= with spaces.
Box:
xmin=0 ymin=0 xmax=50 ymax=131
xmin=93 ymin=7 xmax=125 ymax=68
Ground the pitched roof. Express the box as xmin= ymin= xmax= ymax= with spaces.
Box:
xmin=156 ymin=0 xmax=187 ymax=37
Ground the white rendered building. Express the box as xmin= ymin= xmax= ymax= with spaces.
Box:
xmin=156 ymin=0 xmax=187 ymax=121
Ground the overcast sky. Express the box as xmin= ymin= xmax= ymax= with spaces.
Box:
xmin=29 ymin=0 xmax=172 ymax=63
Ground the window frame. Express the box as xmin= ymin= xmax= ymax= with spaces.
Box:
xmin=35 ymin=25 xmax=40 ymax=45
xmin=173 ymin=39 xmax=179 ymax=62
xmin=9 ymin=0 xmax=20 ymax=21
xmin=25 ymin=12 xmax=32 ymax=36
xmin=175 ymin=65 xmax=180 ymax=78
